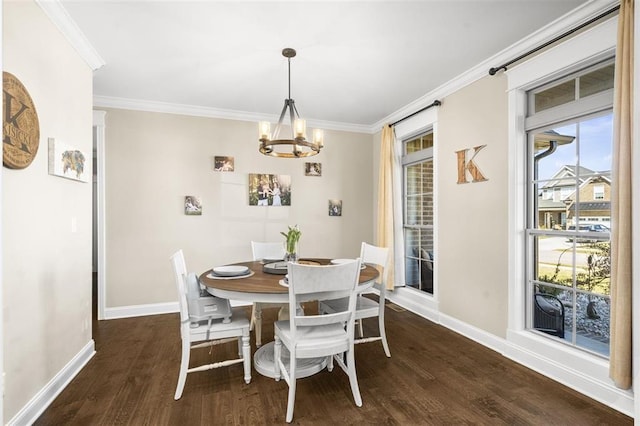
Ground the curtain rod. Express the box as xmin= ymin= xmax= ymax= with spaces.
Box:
xmin=489 ymin=4 xmax=620 ymax=76
xmin=390 ymin=100 xmax=441 ymax=127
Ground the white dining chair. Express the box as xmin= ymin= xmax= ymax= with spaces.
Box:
xmin=319 ymin=242 xmax=391 ymax=357
xmin=170 ymin=250 xmax=251 ymax=400
xmin=250 ymin=241 xmax=288 ymax=347
xmin=274 ymin=260 xmax=363 ymax=423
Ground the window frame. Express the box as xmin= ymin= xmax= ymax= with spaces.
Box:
xmin=505 ymin=15 xmax=632 ymax=414
xmin=387 ymin=107 xmax=440 ymax=316
xmin=525 ymin=109 xmax=613 ymax=357
xmin=527 ymin=58 xmax=615 ymax=115
xmin=402 ymin=131 xmax=435 ymax=294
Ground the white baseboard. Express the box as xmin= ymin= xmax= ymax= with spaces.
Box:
xmin=104 ymin=301 xmax=179 ymax=319
xmin=438 ymin=312 xmax=507 ymax=355
xmin=8 ymin=340 xmax=95 ymax=426
xmin=104 ymin=300 xmax=252 ymax=320
xmin=386 ymin=287 xmax=440 ymax=323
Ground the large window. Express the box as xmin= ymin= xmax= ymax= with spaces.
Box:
xmin=403 ymin=131 xmax=434 ymax=294
xmin=526 ymin=60 xmax=613 ymax=357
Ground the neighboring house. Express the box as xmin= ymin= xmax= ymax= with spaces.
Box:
xmin=538 ymin=165 xmax=611 ymax=229
xmin=540 ymin=165 xmax=593 ymax=202
xmin=565 ymin=174 xmax=612 ymax=227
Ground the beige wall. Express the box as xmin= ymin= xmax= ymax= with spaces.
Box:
xmin=3 ymin=1 xmax=94 ymax=421
xmin=371 ymin=75 xmax=510 ymax=337
xmin=437 ymin=75 xmax=509 ymax=337
xmin=101 ymin=108 xmax=374 ymax=309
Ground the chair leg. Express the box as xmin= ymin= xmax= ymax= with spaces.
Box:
xmin=345 ymin=348 xmax=362 ymax=407
xmin=250 ymin=303 xmax=256 ymax=331
xmin=174 ymin=338 xmax=191 ymax=400
xmin=255 ymin=304 xmax=263 ymax=347
xmin=242 ymin=333 xmax=251 ymax=384
xmin=379 ymin=313 xmax=391 ymax=358
xmin=285 ymin=355 xmax=297 ymax=423
xmin=274 ymin=336 xmax=282 ymax=381
xmin=356 ymin=295 xmax=364 ymax=337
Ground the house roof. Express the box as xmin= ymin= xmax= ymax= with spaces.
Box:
xmin=541 ymin=165 xmax=596 ymax=189
xmin=567 ymin=201 xmax=611 ymax=211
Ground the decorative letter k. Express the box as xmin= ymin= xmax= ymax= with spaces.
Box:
xmin=456 ymin=145 xmax=488 ymax=184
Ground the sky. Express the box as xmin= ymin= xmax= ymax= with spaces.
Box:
xmin=535 ymin=113 xmax=613 ymax=181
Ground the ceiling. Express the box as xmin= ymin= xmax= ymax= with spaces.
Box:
xmin=60 ymin=0 xmax=589 ymax=131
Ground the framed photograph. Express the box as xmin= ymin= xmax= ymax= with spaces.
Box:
xmin=304 ymin=162 xmax=322 ymax=176
xmin=47 ymin=138 xmax=89 ymax=182
xmin=184 ymin=196 xmax=202 ymax=215
xmin=249 ymin=173 xmax=291 ymax=206
xmin=214 ymin=156 xmax=234 ymax=171
xmin=329 ymin=199 xmax=342 ymax=216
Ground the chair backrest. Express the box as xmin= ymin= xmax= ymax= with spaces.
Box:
xmin=170 ymin=249 xmax=190 ymax=323
xmin=360 ymin=242 xmax=390 ymax=292
xmin=287 ymin=260 xmax=361 ymax=339
xmin=251 ymin=241 xmax=285 ymax=261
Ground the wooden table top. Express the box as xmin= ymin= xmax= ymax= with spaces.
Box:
xmin=199 ymin=258 xmax=379 ymax=295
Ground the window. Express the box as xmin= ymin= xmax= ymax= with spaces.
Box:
xmin=507 ymin=15 xmax=624 ymax=409
xmin=593 ymin=185 xmax=605 ymax=200
xmin=530 ymin=63 xmax=615 ymax=114
xmin=526 ymin=61 xmax=613 ymax=357
xmin=403 ymin=131 xmax=434 ymax=294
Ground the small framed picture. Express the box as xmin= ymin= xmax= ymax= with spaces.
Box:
xmin=329 ymin=199 xmax=342 ymax=216
xmin=48 ymin=138 xmax=89 ymax=182
xmin=214 ymin=156 xmax=234 ymax=171
xmin=184 ymin=196 xmax=202 ymax=215
xmin=304 ymin=162 xmax=322 ymax=176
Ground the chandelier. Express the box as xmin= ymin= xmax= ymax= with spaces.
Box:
xmin=258 ymin=48 xmax=324 ymax=158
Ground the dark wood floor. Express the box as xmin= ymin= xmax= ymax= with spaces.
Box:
xmin=36 ymin=299 xmax=631 ymax=425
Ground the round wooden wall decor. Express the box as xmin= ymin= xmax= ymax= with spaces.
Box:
xmin=3 ymin=71 xmax=40 ymax=169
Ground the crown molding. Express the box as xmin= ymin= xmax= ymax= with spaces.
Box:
xmin=372 ymin=0 xmax=619 ymax=132
xmin=59 ymin=0 xmax=617 ymax=135
xmin=36 ymin=0 xmax=105 ymax=71
xmin=93 ymin=95 xmax=373 ymax=134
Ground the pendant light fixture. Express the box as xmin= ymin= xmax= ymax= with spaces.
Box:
xmin=258 ymin=48 xmax=324 ymax=158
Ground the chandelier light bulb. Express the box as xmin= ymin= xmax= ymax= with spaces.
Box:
xmin=259 ymin=121 xmax=271 ymax=141
xmin=313 ymin=129 xmax=324 ymax=148
xmin=294 ymin=118 xmax=306 ymax=139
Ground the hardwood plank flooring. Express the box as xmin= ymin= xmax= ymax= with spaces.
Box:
xmin=36 ymin=299 xmax=631 ymax=425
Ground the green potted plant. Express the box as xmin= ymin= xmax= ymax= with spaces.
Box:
xmin=281 ymin=225 xmax=301 ymax=262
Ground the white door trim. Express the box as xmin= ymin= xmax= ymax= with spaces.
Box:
xmin=93 ymin=110 xmax=107 ymax=320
